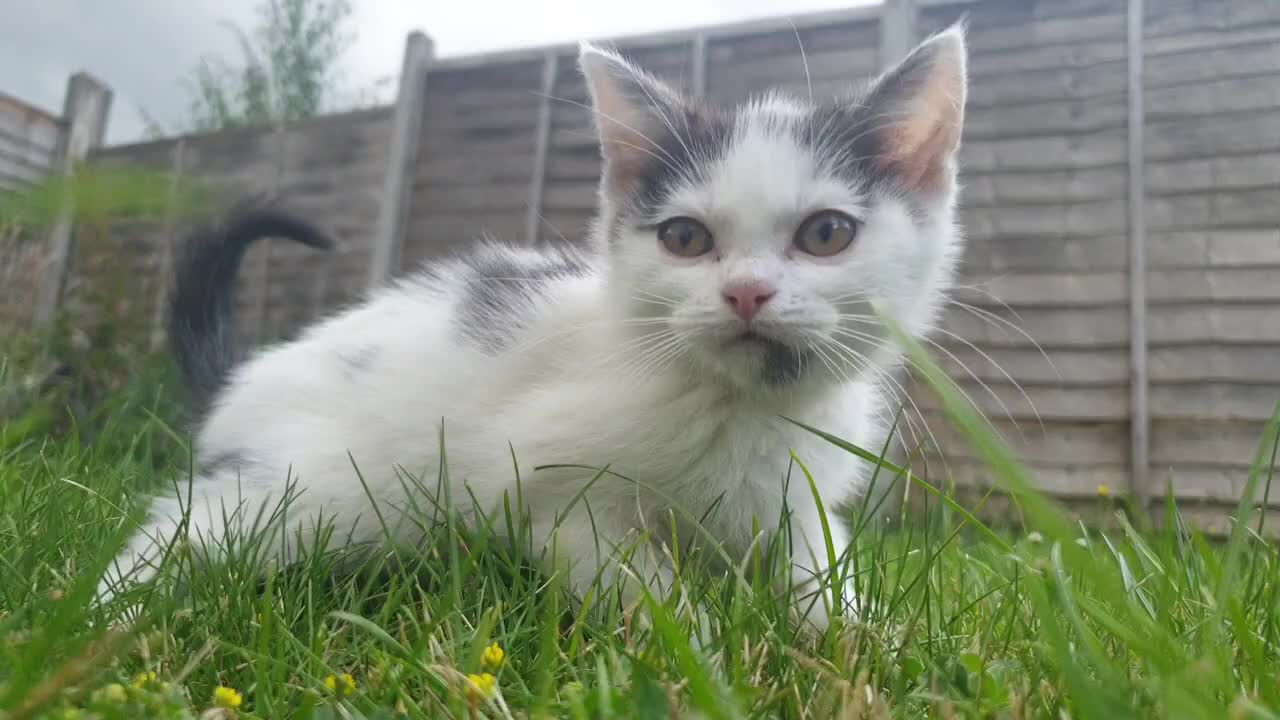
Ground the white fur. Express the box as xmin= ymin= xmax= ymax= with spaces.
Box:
xmin=100 ymin=28 xmax=969 ymax=633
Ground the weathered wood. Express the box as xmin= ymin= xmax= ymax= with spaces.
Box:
xmin=1151 ymin=418 xmax=1280 ymax=469
xmin=950 ymin=271 xmax=1128 ymax=307
xmin=1148 ymin=269 xmax=1280 ymax=303
xmin=963 ymin=98 xmax=1128 ymax=142
xmin=960 ymin=130 xmax=1127 ymax=172
xmin=1146 ymin=188 xmax=1280 ymax=232
xmin=1127 ymin=0 xmax=1150 ymax=502
xmin=961 ymin=234 xmax=1129 ymax=272
xmin=1146 ymin=152 xmax=1280 ymax=194
xmin=1145 ymin=22 xmax=1280 ymax=56
xmin=1144 ymin=0 xmax=1280 ymax=38
xmin=881 ymin=0 xmax=917 ymax=69
xmin=1145 ymin=40 xmax=1280 ymax=87
xmin=961 ymin=166 xmax=1128 ymax=205
xmin=936 ymin=459 xmax=1130 ymax=497
xmin=1150 ymin=383 xmax=1280 ymax=422
xmin=1147 ymin=229 xmax=1280 ymax=268
xmin=1146 ymin=112 xmax=1280 ymax=160
xmin=959 ymin=199 xmax=1127 ymax=239
xmin=914 ymin=380 xmax=1131 ymax=420
xmin=1150 ymin=345 xmax=1280 ymax=383
xmin=916 ymin=414 xmax=1130 ymax=466
xmin=690 ymin=34 xmax=708 ymax=98
xmin=930 ymin=345 xmax=1130 ymax=385
xmin=1147 ymin=74 xmax=1280 ymax=121
xmin=32 ymin=73 xmax=112 ymax=328
xmin=1148 ymin=305 xmax=1280 ymax=345
xmin=146 ymin=140 xmax=186 ymax=352
xmin=937 ymin=305 xmax=1129 ymax=349
xmin=967 ymin=63 xmax=1127 ymax=108
xmin=525 ymin=52 xmax=558 ymax=245
xmin=369 ymin=32 xmax=433 ymax=287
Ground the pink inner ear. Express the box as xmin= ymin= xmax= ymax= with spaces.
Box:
xmin=878 ymin=61 xmax=965 ymax=193
xmin=882 ymin=118 xmax=960 ymax=193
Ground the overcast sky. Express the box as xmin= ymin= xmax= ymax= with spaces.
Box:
xmin=0 ymin=0 xmax=875 ymax=145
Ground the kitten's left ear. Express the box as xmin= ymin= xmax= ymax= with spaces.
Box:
xmin=863 ymin=24 xmax=968 ymax=194
xmin=578 ymin=43 xmax=683 ymax=192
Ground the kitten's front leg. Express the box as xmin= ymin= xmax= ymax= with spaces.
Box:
xmin=783 ymin=504 xmax=858 ymax=633
xmin=537 ymin=514 xmax=712 ymax=646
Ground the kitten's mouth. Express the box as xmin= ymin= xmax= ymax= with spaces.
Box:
xmin=726 ymin=330 xmax=785 ymax=350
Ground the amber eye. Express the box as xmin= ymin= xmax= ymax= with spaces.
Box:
xmin=657 ymin=217 xmax=714 ymax=258
xmin=794 ymin=210 xmax=858 ymax=257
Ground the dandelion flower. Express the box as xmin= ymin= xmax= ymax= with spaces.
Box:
xmin=467 ymin=672 xmax=497 ymax=700
xmin=132 ymin=671 xmax=159 ymax=689
xmin=212 ymin=685 xmax=243 ymax=710
xmin=323 ymin=673 xmax=357 ymax=697
xmin=1096 ymin=484 xmax=1111 ymax=498
xmin=481 ymin=642 xmax=505 ymax=670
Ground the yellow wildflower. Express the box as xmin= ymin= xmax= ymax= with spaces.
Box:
xmin=481 ymin=642 xmax=505 ymax=670
xmin=1097 ymin=484 xmax=1111 ymax=498
xmin=323 ymin=673 xmax=357 ymax=697
xmin=132 ymin=671 xmax=159 ymax=689
xmin=93 ymin=683 xmax=128 ymax=705
xmin=212 ymin=685 xmax=244 ymax=709
xmin=467 ymin=672 xmax=497 ymax=700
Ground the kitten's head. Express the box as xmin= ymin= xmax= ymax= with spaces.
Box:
xmin=581 ymin=27 xmax=967 ymax=392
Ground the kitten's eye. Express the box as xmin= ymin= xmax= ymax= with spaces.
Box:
xmin=657 ymin=217 xmax=714 ymax=258
xmin=794 ymin=210 xmax=858 ymax=257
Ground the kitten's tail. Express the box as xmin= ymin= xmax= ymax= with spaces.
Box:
xmin=170 ymin=201 xmax=334 ymax=410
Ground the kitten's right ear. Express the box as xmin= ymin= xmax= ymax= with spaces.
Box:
xmin=861 ymin=24 xmax=968 ymax=194
xmin=579 ymin=43 xmax=679 ymax=192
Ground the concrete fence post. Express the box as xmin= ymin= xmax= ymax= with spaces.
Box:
xmin=31 ymin=72 xmax=112 ymax=327
xmin=369 ymin=31 xmax=434 ymax=288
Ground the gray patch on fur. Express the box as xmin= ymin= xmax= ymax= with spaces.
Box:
xmin=201 ymin=451 xmax=251 ymax=477
xmin=455 ymin=247 xmax=591 ymax=353
xmin=338 ymin=345 xmax=379 ymax=379
xmin=755 ymin=336 xmax=811 ymax=386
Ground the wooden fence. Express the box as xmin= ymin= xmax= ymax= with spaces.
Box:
xmin=3 ymin=0 xmax=1279 ymax=520
xmin=0 ymin=74 xmax=111 ymax=335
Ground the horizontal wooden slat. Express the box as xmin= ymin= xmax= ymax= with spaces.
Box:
xmin=937 ymin=306 xmax=1128 ymax=348
xmin=1150 ymin=383 xmax=1280 ymax=422
xmin=1146 ymin=73 xmax=1280 ymax=121
xmin=1146 ymin=230 xmax=1280 ymax=268
xmin=930 ymin=345 xmax=1129 ymax=385
xmin=918 ymin=415 xmax=1129 ymax=466
xmin=1146 ymin=40 xmax=1280 ymax=87
xmin=1146 ymin=152 xmax=1280 ymax=194
xmin=1147 ymin=187 xmax=1280 ymax=231
xmin=1148 ymin=269 xmax=1280 ymax=303
xmin=961 ymin=166 xmax=1127 ymax=205
xmin=1148 ymin=305 xmax=1280 ymax=344
xmin=950 ymin=271 xmax=1127 ymax=307
xmin=960 ymin=199 xmax=1127 ymax=239
xmin=962 ymin=234 xmax=1128 ymax=272
xmin=1146 ymin=112 xmax=1280 ymax=160
xmin=961 ymin=130 xmax=1127 ymax=172
xmin=914 ymin=380 xmax=1130 ymax=421
xmin=1151 ymin=419 xmax=1278 ymax=469
xmin=1150 ymin=345 xmax=1280 ymax=383
xmin=937 ymin=459 xmax=1129 ymax=498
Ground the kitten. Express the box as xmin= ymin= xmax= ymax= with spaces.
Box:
xmin=98 ymin=26 xmax=968 ymax=633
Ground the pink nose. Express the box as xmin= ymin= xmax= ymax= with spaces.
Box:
xmin=722 ymin=281 xmax=777 ymax=321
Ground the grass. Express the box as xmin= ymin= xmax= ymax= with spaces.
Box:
xmin=1 ymin=336 xmax=1279 ymax=720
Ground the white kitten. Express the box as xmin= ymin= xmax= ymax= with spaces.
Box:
xmin=99 ymin=26 xmax=968 ymax=633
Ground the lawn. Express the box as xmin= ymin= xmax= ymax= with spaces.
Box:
xmin=1 ymin=337 xmax=1279 ymax=720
